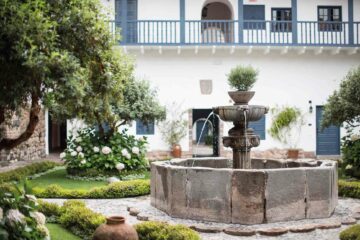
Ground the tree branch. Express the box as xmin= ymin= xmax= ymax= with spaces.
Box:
xmin=0 ymin=94 xmax=41 ymax=151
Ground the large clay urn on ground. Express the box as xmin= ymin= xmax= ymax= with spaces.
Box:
xmin=171 ymin=144 xmax=182 ymax=158
xmin=93 ymin=216 xmax=138 ymax=240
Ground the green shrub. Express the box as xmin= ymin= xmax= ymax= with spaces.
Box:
xmin=340 ymin=224 xmax=360 ymax=240
xmin=38 ymin=200 xmax=62 ymax=221
xmin=0 ymin=161 xmax=60 ymax=183
xmin=341 ymin=134 xmax=360 ymax=178
xmin=62 ymin=128 xmax=148 ymax=174
xmin=58 ymin=200 xmax=105 ymax=240
xmin=339 ymin=180 xmax=360 ymax=198
xmin=227 ymin=65 xmax=258 ymax=91
xmin=32 ymin=179 xmax=150 ymax=199
xmin=135 ymin=221 xmax=200 ymax=240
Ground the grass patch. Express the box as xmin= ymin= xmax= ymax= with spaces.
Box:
xmin=29 ymin=168 xmax=107 ymax=190
xmin=46 ymin=223 xmax=81 ymax=240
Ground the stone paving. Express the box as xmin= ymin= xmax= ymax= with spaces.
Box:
xmin=44 ymin=197 xmax=360 ymax=240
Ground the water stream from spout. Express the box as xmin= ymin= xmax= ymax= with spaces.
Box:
xmin=193 ymin=111 xmax=214 ymax=163
xmin=243 ymin=110 xmax=249 ymax=169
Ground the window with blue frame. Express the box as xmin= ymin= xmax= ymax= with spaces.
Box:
xmin=248 ymin=116 xmax=266 ymax=140
xmin=136 ymin=120 xmax=155 ymax=135
xmin=271 ymin=8 xmax=292 ymax=32
xmin=318 ymin=6 xmax=342 ymax=31
xmin=115 ymin=0 xmax=138 ymax=43
xmin=244 ymin=5 xmax=265 ymax=30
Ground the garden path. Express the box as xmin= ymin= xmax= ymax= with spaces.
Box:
xmin=44 ymin=197 xmax=360 ymax=240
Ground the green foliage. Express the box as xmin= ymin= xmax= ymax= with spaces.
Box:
xmin=32 ymin=179 xmax=150 ymax=199
xmin=59 ymin=200 xmax=105 ymax=240
xmin=322 ymin=66 xmax=360 ymax=128
xmin=63 ymin=128 xmax=148 ymax=173
xmin=204 ymin=135 xmax=213 ymax=146
xmin=339 ymin=180 xmax=360 ymax=198
xmin=159 ymin=103 xmax=188 ymax=147
xmin=340 ymin=224 xmax=360 ymax=240
xmin=0 ymin=0 xmax=133 ymax=149
xmin=0 ymin=189 xmax=49 ymax=240
xmin=227 ymin=65 xmax=258 ymax=91
xmin=38 ymin=200 xmax=62 ymax=223
xmin=268 ymin=106 xmax=305 ymax=149
xmin=135 ymin=221 xmax=200 ymax=240
xmin=341 ymin=134 xmax=360 ymax=178
xmin=0 ymin=161 xmax=60 ymax=184
xmin=114 ymin=78 xmax=166 ymax=126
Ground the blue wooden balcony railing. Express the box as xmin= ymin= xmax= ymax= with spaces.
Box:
xmin=109 ymin=20 xmax=360 ymax=47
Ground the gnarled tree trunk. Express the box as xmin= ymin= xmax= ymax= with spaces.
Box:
xmin=0 ymin=94 xmax=41 ymax=151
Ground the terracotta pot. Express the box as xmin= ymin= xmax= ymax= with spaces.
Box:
xmin=93 ymin=216 xmax=138 ymax=240
xmin=287 ymin=149 xmax=300 ymax=159
xmin=228 ymin=91 xmax=255 ymax=105
xmin=171 ymin=144 xmax=182 ymax=158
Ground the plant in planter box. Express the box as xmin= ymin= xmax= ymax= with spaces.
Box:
xmin=268 ymin=106 xmax=306 ymax=159
xmin=227 ymin=65 xmax=259 ymax=104
xmin=159 ymin=103 xmax=188 ymax=158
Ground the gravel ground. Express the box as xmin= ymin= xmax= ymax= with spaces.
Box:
xmin=44 ymin=197 xmax=360 ymax=240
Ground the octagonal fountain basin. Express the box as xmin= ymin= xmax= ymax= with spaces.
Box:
xmin=150 ymin=158 xmax=338 ymax=225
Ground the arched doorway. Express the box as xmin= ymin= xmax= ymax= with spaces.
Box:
xmin=201 ymin=0 xmax=234 ymax=43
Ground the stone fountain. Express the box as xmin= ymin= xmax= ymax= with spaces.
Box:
xmin=150 ymin=91 xmax=337 ymax=224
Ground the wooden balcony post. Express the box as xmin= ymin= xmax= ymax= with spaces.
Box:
xmin=291 ymin=0 xmax=298 ymax=44
xmin=349 ymin=0 xmax=354 ymax=45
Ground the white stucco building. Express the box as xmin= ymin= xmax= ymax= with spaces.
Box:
xmin=46 ymin=0 xmax=360 ymax=158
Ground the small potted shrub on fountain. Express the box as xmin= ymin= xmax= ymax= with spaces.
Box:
xmin=227 ymin=65 xmax=259 ymax=104
xmin=268 ymin=106 xmax=306 ymax=159
xmin=159 ymin=103 xmax=188 ymax=158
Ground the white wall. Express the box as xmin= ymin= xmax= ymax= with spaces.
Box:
xmin=126 ymin=49 xmax=359 ymax=152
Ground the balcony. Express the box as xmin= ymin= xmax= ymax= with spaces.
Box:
xmin=110 ymin=20 xmax=360 ymax=47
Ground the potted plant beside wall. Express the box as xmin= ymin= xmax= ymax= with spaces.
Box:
xmin=227 ymin=65 xmax=259 ymax=104
xmin=268 ymin=106 xmax=306 ymax=159
xmin=159 ymin=103 xmax=188 ymax=158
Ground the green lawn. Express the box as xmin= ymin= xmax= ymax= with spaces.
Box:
xmin=46 ymin=224 xmax=81 ymax=240
xmin=29 ymin=169 xmax=107 ymax=190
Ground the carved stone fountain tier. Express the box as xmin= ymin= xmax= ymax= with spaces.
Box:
xmin=151 ymin=158 xmax=338 ymax=224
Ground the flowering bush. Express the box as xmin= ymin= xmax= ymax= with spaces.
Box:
xmin=0 ymin=189 xmax=49 ymax=240
xmin=342 ymin=133 xmax=360 ymax=178
xmin=61 ymin=128 xmax=148 ymax=175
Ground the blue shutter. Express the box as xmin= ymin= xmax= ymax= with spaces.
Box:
xmin=115 ymin=0 xmax=137 ymax=43
xmin=249 ymin=116 xmax=266 ymax=140
xmin=127 ymin=0 xmax=138 ymax=43
xmin=244 ymin=5 xmax=265 ymax=30
xmin=136 ymin=120 xmax=155 ymax=135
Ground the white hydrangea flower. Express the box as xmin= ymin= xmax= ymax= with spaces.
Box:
xmin=121 ymin=149 xmax=129 ymax=157
xmin=102 ymin=146 xmax=112 ymax=155
xmin=5 ymin=209 xmax=26 ymax=227
xmin=125 ymin=153 xmax=131 ymax=160
xmin=70 ymin=151 xmax=77 ymax=157
xmin=30 ymin=211 xmax=46 ymax=225
xmin=59 ymin=152 xmax=66 ymax=159
xmin=37 ymin=224 xmax=50 ymax=239
xmin=93 ymin=146 xmax=100 ymax=153
xmin=346 ymin=164 xmax=353 ymax=170
xmin=116 ymin=163 xmax=125 ymax=171
xmin=132 ymin=146 xmax=140 ymax=155
xmin=107 ymin=176 xmax=120 ymax=183
xmin=80 ymin=159 xmax=86 ymax=165
xmin=351 ymin=134 xmax=360 ymax=142
xmin=76 ymin=146 xmax=83 ymax=152
xmin=75 ymin=137 xmax=82 ymax=143
xmin=25 ymin=195 xmax=37 ymax=202
xmin=78 ymin=152 xmax=84 ymax=158
xmin=0 ymin=207 xmax=3 ymax=221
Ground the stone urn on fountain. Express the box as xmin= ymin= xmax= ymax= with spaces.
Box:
xmin=213 ymin=65 xmax=268 ymax=169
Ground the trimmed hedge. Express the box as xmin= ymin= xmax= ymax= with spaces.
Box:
xmin=135 ymin=221 xmax=200 ymax=240
xmin=39 ymin=200 xmax=105 ymax=240
xmin=0 ymin=161 xmax=60 ymax=183
xmin=339 ymin=180 xmax=360 ymax=198
xmin=340 ymin=224 xmax=360 ymax=240
xmin=32 ymin=179 xmax=150 ymax=198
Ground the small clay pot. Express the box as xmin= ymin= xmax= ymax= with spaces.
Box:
xmin=171 ymin=144 xmax=182 ymax=158
xmin=287 ymin=149 xmax=300 ymax=159
xmin=93 ymin=216 xmax=138 ymax=240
